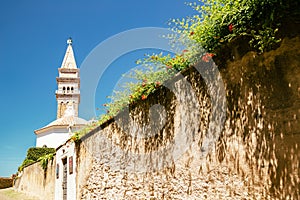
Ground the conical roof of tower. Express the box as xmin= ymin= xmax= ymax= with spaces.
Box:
xmin=61 ymin=38 xmax=77 ymax=69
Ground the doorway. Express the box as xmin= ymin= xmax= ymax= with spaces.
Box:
xmin=62 ymin=158 xmax=67 ymax=200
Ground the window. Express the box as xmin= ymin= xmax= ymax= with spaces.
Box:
xmin=69 ymin=156 xmax=73 ymax=174
xmin=56 ymin=164 xmax=59 ymax=179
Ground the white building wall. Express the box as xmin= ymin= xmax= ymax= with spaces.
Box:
xmin=59 ymin=72 xmax=78 ymax=78
xmin=55 ymin=141 xmax=77 ymax=200
xmin=36 ymin=128 xmax=70 ymax=149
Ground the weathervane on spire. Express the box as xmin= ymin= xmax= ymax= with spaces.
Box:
xmin=67 ymin=37 xmax=72 ymax=45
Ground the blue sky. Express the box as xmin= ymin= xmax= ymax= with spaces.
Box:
xmin=0 ymin=0 xmax=196 ymax=177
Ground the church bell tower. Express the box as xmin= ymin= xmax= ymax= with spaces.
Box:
xmin=56 ymin=38 xmax=80 ymax=119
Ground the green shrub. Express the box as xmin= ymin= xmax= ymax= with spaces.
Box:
xmin=18 ymin=147 xmax=55 ymax=171
xmin=26 ymin=147 xmax=55 ymax=161
xmin=171 ymin=0 xmax=296 ymax=53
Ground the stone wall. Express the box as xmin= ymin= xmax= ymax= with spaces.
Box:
xmin=14 ymin=157 xmax=56 ymax=200
xmin=0 ymin=177 xmax=13 ymax=189
xmin=220 ymin=36 xmax=300 ymax=199
xmin=76 ymin=36 xmax=300 ymax=199
xmin=77 ymin=71 xmax=267 ymax=199
xmin=16 ymin=37 xmax=299 ymax=199
xmin=75 ymin=140 xmax=93 ymax=200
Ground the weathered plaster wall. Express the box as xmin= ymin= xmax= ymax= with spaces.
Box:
xmin=14 ymin=157 xmax=56 ymax=200
xmin=76 ymin=140 xmax=93 ymax=199
xmin=220 ymin=36 xmax=300 ymax=199
xmin=76 ymin=37 xmax=300 ymax=199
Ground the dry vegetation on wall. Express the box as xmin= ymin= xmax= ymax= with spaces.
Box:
xmin=0 ymin=177 xmax=13 ymax=189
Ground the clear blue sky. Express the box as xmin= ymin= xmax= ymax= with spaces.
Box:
xmin=0 ymin=0 xmax=196 ymax=177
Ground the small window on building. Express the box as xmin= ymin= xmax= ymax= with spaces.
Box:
xmin=56 ymin=164 xmax=59 ymax=179
xmin=67 ymin=87 xmax=70 ymax=93
xmin=63 ymin=87 xmax=66 ymax=93
xmin=71 ymin=87 xmax=74 ymax=93
xmin=69 ymin=156 xmax=73 ymax=174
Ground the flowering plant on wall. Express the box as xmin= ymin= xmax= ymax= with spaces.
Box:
xmin=72 ymin=0 xmax=296 ymax=140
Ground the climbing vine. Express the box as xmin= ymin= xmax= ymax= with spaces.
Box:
xmin=18 ymin=147 xmax=55 ymax=171
xmin=38 ymin=153 xmax=54 ymax=170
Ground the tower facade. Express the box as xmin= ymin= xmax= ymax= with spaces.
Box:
xmin=56 ymin=38 xmax=80 ymax=119
xmin=35 ymin=38 xmax=88 ymax=148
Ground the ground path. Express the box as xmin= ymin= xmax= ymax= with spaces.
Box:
xmin=0 ymin=187 xmax=39 ymax=200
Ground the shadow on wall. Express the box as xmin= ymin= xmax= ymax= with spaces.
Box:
xmin=77 ymin=36 xmax=300 ymax=199
xmin=218 ymin=36 xmax=300 ymax=199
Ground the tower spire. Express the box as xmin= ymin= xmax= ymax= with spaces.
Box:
xmin=67 ymin=37 xmax=72 ymax=45
xmin=61 ymin=37 xmax=77 ymax=69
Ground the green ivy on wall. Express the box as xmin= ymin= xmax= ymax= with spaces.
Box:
xmin=18 ymin=147 xmax=55 ymax=171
